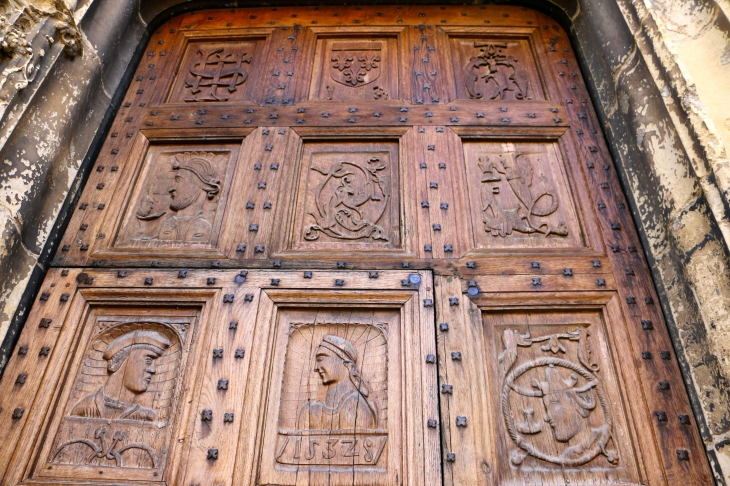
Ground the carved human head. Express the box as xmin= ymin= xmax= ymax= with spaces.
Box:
xmin=169 ymin=155 xmax=221 ymax=211
xmin=314 ymin=335 xmax=358 ymax=385
xmin=532 ymin=364 xmax=595 ymax=443
xmin=103 ymin=330 xmax=171 ymax=393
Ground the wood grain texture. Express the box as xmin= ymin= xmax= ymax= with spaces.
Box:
xmin=1 ymin=4 xmax=713 ymax=485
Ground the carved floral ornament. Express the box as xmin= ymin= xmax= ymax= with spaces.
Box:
xmin=304 ymin=155 xmax=391 ymax=242
xmin=499 ymin=328 xmax=619 ymax=468
xmin=0 ymin=0 xmax=81 ymax=96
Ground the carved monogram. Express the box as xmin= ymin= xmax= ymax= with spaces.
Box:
xmin=50 ymin=321 xmax=186 ymax=472
xmin=275 ymin=323 xmax=388 ymax=467
xmin=183 ymin=47 xmax=252 ymax=102
xmin=120 ymin=150 xmax=228 ymax=246
xmin=464 ymin=42 xmax=528 ymax=100
xmin=499 ymin=327 xmax=619 ymax=468
xmin=329 ymin=42 xmax=382 ymax=88
xmin=478 ymin=152 xmax=568 ymax=238
xmin=304 ymin=156 xmax=391 ymax=242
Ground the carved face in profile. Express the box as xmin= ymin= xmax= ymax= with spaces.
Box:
xmin=533 ymin=365 xmax=595 ymax=443
xmin=314 ymin=346 xmax=349 ymax=385
xmin=167 ymin=155 xmax=221 ymax=212
xmin=121 ymin=347 xmax=161 ymax=393
xmin=168 ymin=170 xmax=200 ymax=211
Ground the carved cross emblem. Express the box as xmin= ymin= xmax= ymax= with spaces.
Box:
xmin=184 ymin=47 xmax=252 ymax=101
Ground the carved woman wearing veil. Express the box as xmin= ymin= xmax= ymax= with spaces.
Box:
xmin=297 ymin=335 xmax=378 ymax=431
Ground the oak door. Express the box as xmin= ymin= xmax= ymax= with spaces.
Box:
xmin=0 ymin=5 xmax=713 ymax=486
xmin=0 ymin=269 xmax=439 ymax=486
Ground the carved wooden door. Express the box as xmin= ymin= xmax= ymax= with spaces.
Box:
xmin=0 ymin=5 xmax=714 ymax=486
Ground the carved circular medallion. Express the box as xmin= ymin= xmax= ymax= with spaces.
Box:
xmin=502 ymin=357 xmax=617 ymax=468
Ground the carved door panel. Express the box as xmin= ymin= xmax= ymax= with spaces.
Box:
xmin=0 ymin=5 xmax=714 ymax=486
xmin=0 ymin=269 xmax=439 ymax=486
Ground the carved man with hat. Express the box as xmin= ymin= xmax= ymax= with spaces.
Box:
xmin=70 ymin=329 xmax=171 ymax=422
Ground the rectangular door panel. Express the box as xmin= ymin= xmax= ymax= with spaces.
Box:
xmin=435 ymin=277 xmax=708 ymax=485
xmin=0 ymin=269 xmax=439 ymax=486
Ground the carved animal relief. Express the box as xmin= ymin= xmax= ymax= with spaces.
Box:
xmin=499 ymin=327 xmax=618 ymax=469
xmin=117 ymin=149 xmax=231 ymax=248
xmin=275 ymin=323 xmax=389 ymax=467
xmin=479 ymin=152 xmax=568 ymax=238
xmin=47 ymin=320 xmax=190 ymax=476
xmin=464 ymin=42 xmax=528 ymax=100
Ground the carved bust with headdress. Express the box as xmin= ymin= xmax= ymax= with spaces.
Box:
xmin=135 ymin=152 xmax=221 ymax=242
xmin=70 ymin=330 xmax=171 ymax=423
xmin=297 ymin=335 xmax=378 ymax=431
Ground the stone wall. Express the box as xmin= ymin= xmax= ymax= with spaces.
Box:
xmin=0 ymin=0 xmax=728 ymax=482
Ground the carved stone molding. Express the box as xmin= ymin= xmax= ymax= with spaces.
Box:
xmin=0 ymin=0 xmax=81 ymax=98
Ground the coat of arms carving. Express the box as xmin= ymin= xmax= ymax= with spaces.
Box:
xmin=328 ymin=42 xmax=382 ymax=89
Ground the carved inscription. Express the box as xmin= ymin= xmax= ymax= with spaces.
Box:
xmin=294 ymin=143 xmax=400 ymax=249
xmin=499 ymin=327 xmax=619 ymax=468
xmin=275 ymin=323 xmax=388 ymax=467
xmin=169 ymin=41 xmax=257 ymax=103
xmin=117 ymin=149 xmax=231 ymax=247
xmin=49 ymin=320 xmax=189 ymax=473
xmin=478 ymin=152 xmax=568 ymax=238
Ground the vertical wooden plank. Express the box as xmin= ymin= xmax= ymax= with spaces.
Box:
xmin=417 ymin=271 xmax=442 ymax=486
xmin=255 ymin=27 xmax=308 ymax=106
xmin=221 ymin=127 xmax=298 ymax=259
xmin=182 ymin=287 xmax=260 ymax=486
xmin=408 ymin=22 xmax=451 ymax=105
xmin=0 ymin=269 xmax=78 ymax=483
xmin=436 ymin=275 xmax=484 ymax=485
